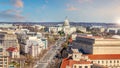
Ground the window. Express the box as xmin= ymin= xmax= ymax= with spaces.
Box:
xmin=0 ymin=62 xmax=2 ymax=64
xmin=110 ymin=61 xmax=112 ymax=63
xmin=75 ymin=55 xmax=77 ymax=58
xmin=98 ymin=61 xmax=100 ymax=63
xmin=0 ymin=48 xmax=3 ymax=52
xmin=117 ymin=60 xmax=119 ymax=63
xmin=4 ymin=56 xmax=7 ymax=58
xmin=4 ymin=65 xmax=6 ymax=67
xmin=114 ymin=60 xmax=116 ymax=63
xmin=106 ymin=61 xmax=108 ymax=63
xmin=5 ymin=62 xmax=7 ymax=64
xmin=102 ymin=61 xmax=104 ymax=64
xmin=85 ymin=66 xmax=88 ymax=68
xmin=0 ymin=65 xmax=3 ymax=67
xmin=74 ymin=65 xmax=76 ymax=68
xmin=79 ymin=66 xmax=82 ymax=68
xmin=4 ymin=59 xmax=7 ymax=61
xmin=91 ymin=61 xmax=93 ymax=63
xmin=0 ymin=56 xmax=3 ymax=58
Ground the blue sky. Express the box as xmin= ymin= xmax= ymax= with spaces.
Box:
xmin=0 ymin=0 xmax=120 ymax=23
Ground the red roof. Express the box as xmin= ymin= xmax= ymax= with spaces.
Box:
xmin=60 ymin=58 xmax=91 ymax=68
xmin=87 ymin=54 xmax=120 ymax=60
xmin=6 ymin=47 xmax=18 ymax=52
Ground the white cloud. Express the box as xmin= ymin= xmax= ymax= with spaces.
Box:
xmin=0 ymin=9 xmax=25 ymax=21
xmin=11 ymin=0 xmax=24 ymax=8
xmin=66 ymin=4 xmax=79 ymax=11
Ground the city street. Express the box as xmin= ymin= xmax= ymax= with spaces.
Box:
xmin=34 ymin=38 xmax=64 ymax=68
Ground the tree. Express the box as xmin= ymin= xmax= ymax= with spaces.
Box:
xmin=61 ymin=49 xmax=68 ymax=58
xmin=25 ymin=54 xmax=34 ymax=68
xmin=48 ymin=36 xmax=55 ymax=45
xmin=58 ymin=31 xmax=65 ymax=36
xmin=39 ymin=28 xmax=45 ymax=32
xmin=62 ymin=42 xmax=68 ymax=48
xmin=76 ymin=30 xmax=84 ymax=33
xmin=91 ymin=28 xmax=101 ymax=36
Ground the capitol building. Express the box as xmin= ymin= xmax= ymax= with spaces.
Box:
xmin=46 ymin=18 xmax=76 ymax=35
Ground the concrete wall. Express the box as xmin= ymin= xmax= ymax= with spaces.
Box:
xmin=94 ymin=40 xmax=120 ymax=46
xmin=73 ymin=41 xmax=120 ymax=54
xmin=73 ymin=36 xmax=120 ymax=54
xmin=93 ymin=46 xmax=120 ymax=54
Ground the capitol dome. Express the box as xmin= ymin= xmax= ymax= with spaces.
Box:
xmin=63 ymin=18 xmax=70 ymax=26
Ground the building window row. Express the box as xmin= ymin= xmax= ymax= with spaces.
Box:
xmin=93 ymin=60 xmax=120 ymax=65
xmin=74 ymin=65 xmax=88 ymax=68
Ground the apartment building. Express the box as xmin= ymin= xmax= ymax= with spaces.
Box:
xmin=21 ymin=36 xmax=46 ymax=57
xmin=0 ymin=30 xmax=20 ymax=58
xmin=0 ymin=46 xmax=9 ymax=68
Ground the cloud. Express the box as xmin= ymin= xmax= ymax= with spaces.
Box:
xmin=0 ymin=0 xmax=24 ymax=22
xmin=0 ymin=0 xmax=24 ymax=8
xmin=45 ymin=0 xmax=48 ymax=3
xmin=66 ymin=4 xmax=79 ymax=11
xmin=11 ymin=0 xmax=24 ymax=8
xmin=67 ymin=6 xmax=78 ymax=11
xmin=0 ymin=9 xmax=25 ymax=21
xmin=75 ymin=0 xmax=93 ymax=3
xmin=41 ymin=5 xmax=47 ymax=9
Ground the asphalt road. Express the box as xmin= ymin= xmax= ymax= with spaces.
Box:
xmin=34 ymin=38 xmax=64 ymax=68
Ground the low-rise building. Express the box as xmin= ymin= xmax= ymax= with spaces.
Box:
xmin=41 ymin=38 xmax=48 ymax=49
xmin=87 ymin=54 xmax=120 ymax=68
xmin=6 ymin=47 xmax=19 ymax=58
xmin=21 ymin=36 xmax=47 ymax=57
xmin=61 ymin=58 xmax=92 ymax=68
xmin=77 ymin=26 xmax=86 ymax=33
xmin=71 ymin=33 xmax=77 ymax=40
xmin=107 ymin=27 xmax=120 ymax=34
xmin=90 ymin=26 xmax=105 ymax=33
xmin=0 ymin=24 xmax=13 ymax=28
xmin=61 ymin=49 xmax=107 ymax=68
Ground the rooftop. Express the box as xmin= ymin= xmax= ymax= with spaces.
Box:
xmin=77 ymin=35 xmax=120 ymax=40
xmin=87 ymin=54 xmax=120 ymax=60
xmin=0 ymin=30 xmax=15 ymax=34
xmin=76 ymin=35 xmax=120 ymax=46
xmin=61 ymin=58 xmax=91 ymax=68
xmin=6 ymin=47 xmax=18 ymax=52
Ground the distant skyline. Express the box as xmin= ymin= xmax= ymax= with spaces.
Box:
xmin=0 ymin=0 xmax=120 ymax=23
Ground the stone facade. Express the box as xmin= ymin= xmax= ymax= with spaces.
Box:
xmin=72 ymin=36 xmax=120 ymax=54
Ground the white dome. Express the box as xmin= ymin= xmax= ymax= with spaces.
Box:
xmin=63 ymin=19 xmax=70 ymax=26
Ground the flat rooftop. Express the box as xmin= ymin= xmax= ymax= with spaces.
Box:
xmin=76 ymin=35 xmax=120 ymax=46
